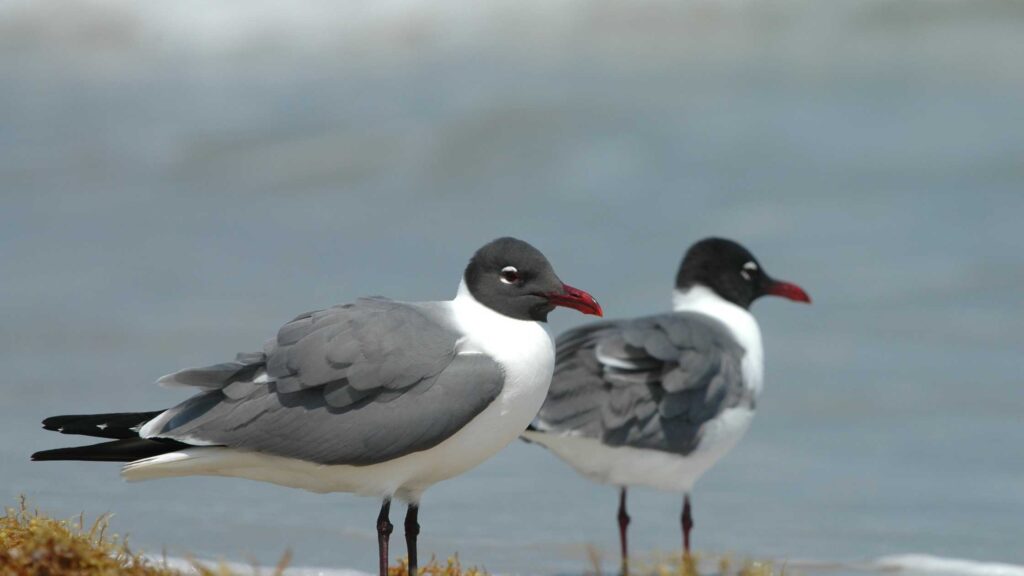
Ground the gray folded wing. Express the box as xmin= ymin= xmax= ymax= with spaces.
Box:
xmin=144 ymin=298 xmax=504 ymax=466
xmin=535 ymin=311 xmax=750 ymax=456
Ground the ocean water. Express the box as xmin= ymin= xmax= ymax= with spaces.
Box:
xmin=1 ymin=0 xmax=1022 ymax=574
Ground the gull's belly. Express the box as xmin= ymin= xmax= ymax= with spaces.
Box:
xmin=524 ymin=406 xmax=755 ymax=493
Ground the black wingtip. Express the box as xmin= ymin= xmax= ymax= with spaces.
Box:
xmin=41 ymin=416 xmax=64 ymax=432
xmin=31 ymin=438 xmax=191 ymax=463
xmin=31 ymin=447 xmax=80 ymax=461
xmin=38 ymin=411 xmax=164 ymax=440
xmin=30 ymin=450 xmax=69 ymax=461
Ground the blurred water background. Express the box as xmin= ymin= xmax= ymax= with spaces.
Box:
xmin=2 ymin=0 xmax=1022 ymax=574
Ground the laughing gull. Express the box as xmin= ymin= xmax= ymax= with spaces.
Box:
xmin=33 ymin=236 xmax=602 ymax=576
xmin=522 ymin=238 xmax=809 ymax=571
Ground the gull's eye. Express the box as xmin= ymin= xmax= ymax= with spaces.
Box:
xmin=500 ymin=266 xmax=520 ymax=285
xmin=740 ymin=261 xmax=758 ymax=281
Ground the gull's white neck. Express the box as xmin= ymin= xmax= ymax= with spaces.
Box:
xmin=453 ymin=278 xmax=482 ymax=309
xmin=452 ymin=278 xmax=528 ymax=328
xmin=673 ymin=285 xmax=765 ymax=395
xmin=451 ymin=278 xmax=553 ymax=355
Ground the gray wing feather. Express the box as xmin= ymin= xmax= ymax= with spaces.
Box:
xmin=271 ymin=299 xmax=453 ymax=394
xmin=535 ymin=311 xmax=750 ymax=456
xmin=145 ymin=299 xmax=504 ymax=466
xmin=595 ymin=338 xmax=659 ymax=370
xmin=156 ymin=352 xmax=266 ymax=389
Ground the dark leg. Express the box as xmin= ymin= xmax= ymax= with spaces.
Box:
xmin=404 ymin=503 xmax=420 ymax=576
xmin=377 ymin=498 xmax=394 ymax=576
xmin=681 ymin=494 xmax=694 ymax=556
xmin=617 ymin=487 xmax=631 ymax=576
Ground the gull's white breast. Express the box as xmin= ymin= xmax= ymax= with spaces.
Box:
xmin=673 ymin=285 xmax=764 ymax=396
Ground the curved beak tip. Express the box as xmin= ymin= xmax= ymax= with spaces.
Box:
xmin=767 ymin=281 xmax=811 ymax=304
xmin=547 ymin=283 xmax=603 ymax=317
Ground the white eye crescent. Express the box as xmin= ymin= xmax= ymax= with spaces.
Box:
xmin=500 ymin=266 xmax=520 ymax=284
xmin=741 ymin=261 xmax=758 ymax=281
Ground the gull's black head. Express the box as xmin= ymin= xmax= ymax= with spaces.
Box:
xmin=675 ymin=237 xmax=811 ymax=309
xmin=464 ymin=237 xmax=602 ymax=322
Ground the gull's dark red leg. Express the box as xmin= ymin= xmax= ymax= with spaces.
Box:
xmin=404 ymin=503 xmax=420 ymax=576
xmin=617 ymin=487 xmax=631 ymax=576
xmin=681 ymin=494 xmax=694 ymax=556
xmin=377 ymin=498 xmax=394 ymax=576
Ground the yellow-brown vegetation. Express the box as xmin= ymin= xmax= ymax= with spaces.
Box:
xmin=586 ymin=547 xmax=784 ymax=576
xmin=389 ymin=556 xmax=489 ymax=576
xmin=2 ymin=498 xmax=786 ymax=576
xmin=0 ymin=497 xmax=177 ymax=576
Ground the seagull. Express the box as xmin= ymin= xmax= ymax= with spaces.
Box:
xmin=33 ymin=236 xmax=602 ymax=576
xmin=522 ymin=237 xmax=809 ymax=572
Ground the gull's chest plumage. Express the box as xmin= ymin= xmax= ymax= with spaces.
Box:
xmin=451 ymin=296 xmax=555 ymax=424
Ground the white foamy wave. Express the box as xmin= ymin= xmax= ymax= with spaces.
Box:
xmin=871 ymin=554 xmax=1024 ymax=576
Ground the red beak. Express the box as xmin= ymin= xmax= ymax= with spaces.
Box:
xmin=545 ymin=283 xmax=603 ymax=317
xmin=765 ymin=280 xmax=812 ymax=304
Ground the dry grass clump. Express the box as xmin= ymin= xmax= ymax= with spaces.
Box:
xmin=0 ymin=496 xmax=474 ymax=576
xmin=715 ymin=555 xmax=782 ymax=576
xmin=591 ymin=549 xmax=785 ymax=576
xmin=389 ymin=555 xmax=489 ymax=576
xmin=0 ymin=496 xmax=178 ymax=576
xmin=0 ymin=497 xmax=290 ymax=576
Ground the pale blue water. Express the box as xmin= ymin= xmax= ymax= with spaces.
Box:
xmin=1 ymin=1 xmax=1022 ymax=574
